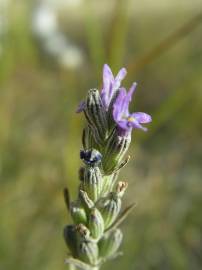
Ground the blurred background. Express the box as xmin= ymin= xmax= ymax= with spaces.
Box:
xmin=0 ymin=0 xmax=202 ymax=269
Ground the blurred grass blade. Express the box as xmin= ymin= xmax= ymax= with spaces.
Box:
xmin=84 ymin=0 xmax=106 ymax=76
xmin=108 ymin=0 xmax=130 ymax=70
xmin=127 ymin=13 xmax=202 ymax=74
xmin=148 ymin=70 xmax=202 ymax=136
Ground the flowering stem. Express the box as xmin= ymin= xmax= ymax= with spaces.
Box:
xmin=63 ymin=64 xmax=151 ymax=270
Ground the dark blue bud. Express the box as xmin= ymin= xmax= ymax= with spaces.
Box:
xmin=80 ymin=149 xmax=102 ymax=166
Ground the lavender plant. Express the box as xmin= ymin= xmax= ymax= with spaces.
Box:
xmin=63 ymin=64 xmax=152 ymax=270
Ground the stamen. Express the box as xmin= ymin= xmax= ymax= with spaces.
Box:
xmin=127 ymin=116 xmax=135 ymax=122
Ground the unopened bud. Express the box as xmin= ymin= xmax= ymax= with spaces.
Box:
xmin=70 ymin=201 xmax=87 ymax=225
xmin=99 ymin=229 xmax=123 ymax=258
xmin=102 ymin=128 xmax=131 ymax=174
xmin=80 ymin=149 xmax=102 ymax=167
xmin=96 ymin=192 xmax=121 ymax=229
xmin=88 ymin=208 xmax=104 ymax=240
xmin=79 ymin=190 xmax=94 ymax=211
xmin=76 ymin=224 xmax=91 ymax=241
xmin=83 ymin=166 xmax=103 ymax=202
xmin=82 ymin=126 xmax=99 ymax=151
xmin=77 ymin=240 xmax=99 ymax=266
xmin=84 ymin=89 xmax=108 ymax=145
xmin=116 ymin=181 xmax=128 ymax=198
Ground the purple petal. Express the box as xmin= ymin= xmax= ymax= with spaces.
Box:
xmin=113 ymin=68 xmax=127 ymax=91
xmin=102 ymin=64 xmax=114 ymax=95
xmin=132 ymin=112 xmax=152 ymax=123
xmin=101 ymin=64 xmax=114 ymax=108
xmin=76 ymin=100 xmax=86 ymax=113
xmin=127 ymin=82 xmax=137 ymax=103
xmin=116 ymin=67 xmax=127 ymax=81
xmin=101 ymin=64 xmax=127 ymax=109
xmin=112 ymin=78 xmax=151 ymax=134
xmin=100 ymin=91 xmax=108 ymax=108
xmin=113 ymin=88 xmax=128 ymax=121
xmin=103 ymin=64 xmax=114 ymax=82
xmin=120 ymin=83 xmax=137 ymax=116
xmin=117 ymin=119 xmax=132 ymax=131
xmin=131 ymin=120 xmax=148 ymax=131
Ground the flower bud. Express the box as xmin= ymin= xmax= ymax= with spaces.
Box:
xmin=82 ymin=126 xmax=99 ymax=151
xmin=76 ymin=224 xmax=91 ymax=241
xmin=88 ymin=208 xmax=104 ymax=240
xmin=70 ymin=201 xmax=87 ymax=225
xmin=79 ymin=190 xmax=94 ymax=211
xmin=63 ymin=225 xmax=77 ymax=257
xmin=75 ymin=224 xmax=99 ymax=265
xmin=84 ymin=89 xmax=108 ymax=145
xmin=96 ymin=192 xmax=121 ymax=229
xmin=83 ymin=166 xmax=103 ymax=202
xmin=80 ymin=149 xmax=102 ymax=167
xmin=116 ymin=181 xmax=128 ymax=198
xmin=77 ymin=240 xmax=99 ymax=266
xmin=99 ymin=229 xmax=123 ymax=258
xmin=102 ymin=128 xmax=131 ymax=174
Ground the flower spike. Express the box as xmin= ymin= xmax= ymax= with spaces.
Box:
xmin=64 ymin=64 xmax=151 ymax=269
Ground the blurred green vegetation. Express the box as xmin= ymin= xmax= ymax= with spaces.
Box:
xmin=0 ymin=0 xmax=202 ymax=270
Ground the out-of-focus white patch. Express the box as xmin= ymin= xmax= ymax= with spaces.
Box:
xmin=44 ymin=0 xmax=83 ymax=9
xmin=44 ymin=33 xmax=67 ymax=55
xmin=32 ymin=1 xmax=84 ymax=69
xmin=32 ymin=4 xmax=57 ymax=37
xmin=58 ymin=46 xmax=84 ymax=69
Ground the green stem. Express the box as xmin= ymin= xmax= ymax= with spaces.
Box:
xmin=69 ymin=264 xmax=99 ymax=270
xmin=69 ymin=264 xmax=76 ymax=270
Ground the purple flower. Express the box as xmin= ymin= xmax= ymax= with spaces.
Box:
xmin=113 ymin=83 xmax=152 ymax=134
xmin=76 ymin=64 xmax=126 ymax=113
xmin=100 ymin=64 xmax=127 ymax=109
